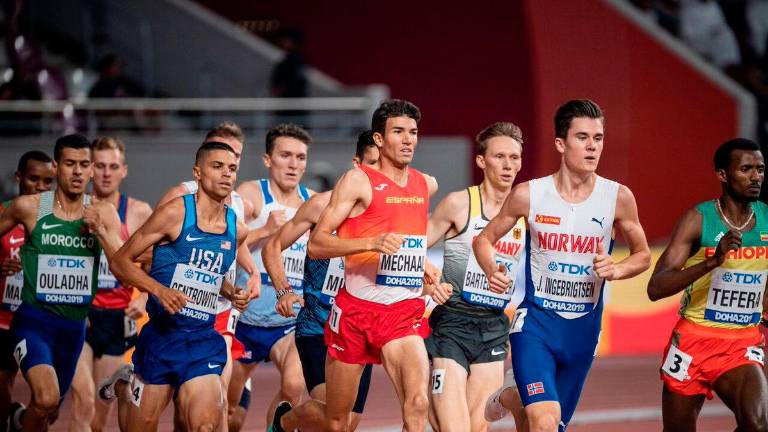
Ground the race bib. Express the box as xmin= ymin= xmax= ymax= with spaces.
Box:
xmin=534 ymin=260 xmax=600 ymax=314
xmin=662 ymin=344 xmax=692 ymax=382
xmin=2 ymin=270 xmax=22 ymax=311
xmin=170 ymin=264 xmax=222 ymax=320
xmin=124 ymin=315 xmax=138 ymax=338
xmin=97 ymin=251 xmax=119 ymax=289
xmin=329 ymin=303 xmax=342 ymax=334
xmin=376 ymin=235 xmax=426 ymax=289
xmin=705 ymin=268 xmax=765 ymax=325
xmin=36 ymin=254 xmax=94 ymax=304
xmin=320 ymin=257 xmax=345 ymax=304
xmin=283 ymin=235 xmax=308 ymax=290
xmin=461 ymin=253 xmax=513 ymax=310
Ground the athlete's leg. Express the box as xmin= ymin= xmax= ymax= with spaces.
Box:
xmin=91 ymin=354 xmax=124 ymax=432
xmin=176 ymin=374 xmax=224 ymax=432
xmin=0 ymin=367 xmax=16 ymax=431
xmin=381 ymin=335 xmax=430 ymax=432
xmin=428 ymin=357 xmax=469 ymax=432
xmin=713 ymin=364 xmax=768 ymax=431
xmin=22 ymin=365 xmax=60 ymax=431
xmin=68 ymin=343 xmax=95 ymax=432
xmin=125 ymin=375 xmax=174 ymax=432
xmin=218 ymin=334 xmax=234 ymax=432
xmin=267 ymin=333 xmax=305 ymax=425
xmin=661 ymin=385 xmax=705 ymax=432
xmin=498 ymin=386 xmax=528 ymax=432
xmin=226 ymin=360 xmax=258 ymax=432
xmin=467 ymin=361 xmax=504 ymax=432
xmin=324 ymin=355 xmax=364 ymax=432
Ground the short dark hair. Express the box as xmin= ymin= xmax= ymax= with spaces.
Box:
xmin=17 ymin=150 xmax=52 ymax=174
xmin=265 ymin=123 xmax=311 ymax=155
xmin=714 ymin=138 xmax=762 ymax=171
xmin=195 ymin=141 xmax=237 ymax=164
xmin=371 ymin=99 xmax=421 ymax=136
xmin=554 ymin=99 xmax=604 ymax=139
xmin=476 ymin=122 xmax=523 ymax=155
xmin=355 ymin=130 xmax=376 ymax=161
xmin=54 ymin=134 xmax=91 ymax=161
xmin=205 ymin=121 xmax=245 ymax=145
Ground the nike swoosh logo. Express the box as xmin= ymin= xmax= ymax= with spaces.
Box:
xmin=41 ymin=222 xmax=62 ymax=230
xmin=284 ymin=326 xmax=296 ymax=335
xmin=474 ymin=224 xmax=487 ymax=230
xmin=491 ymin=348 xmax=505 ymax=356
xmin=186 ymin=234 xmax=203 ymax=242
xmin=207 ymin=363 xmax=219 ymax=369
xmin=8 ymin=237 xmax=22 ymax=245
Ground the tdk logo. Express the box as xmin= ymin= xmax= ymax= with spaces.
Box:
xmin=289 ymin=243 xmax=306 ymax=253
xmin=548 ymin=261 xmax=591 ymax=276
xmin=48 ymin=257 xmax=86 ymax=269
xmin=723 ymin=271 xmax=762 ymax=284
xmin=402 ymin=237 xmax=424 ymax=249
xmin=185 ymin=268 xmax=219 ymax=285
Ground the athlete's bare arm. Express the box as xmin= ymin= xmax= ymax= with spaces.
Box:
xmin=426 ymin=174 xmax=439 ymax=198
xmin=474 ymin=183 xmax=530 ymax=294
xmin=236 ymin=180 xmax=286 ymax=249
xmin=266 ymin=192 xmax=329 ymax=317
xmin=84 ymin=200 xmax=124 ymax=257
xmin=0 ymin=195 xmax=38 ymax=236
xmin=647 ymin=208 xmax=734 ymax=301
xmin=596 ymin=185 xmax=651 ymax=281
xmin=427 ymin=190 xmax=467 ymax=247
xmin=222 ymin=221 xmax=252 ymax=312
xmin=110 ymin=198 xmax=190 ymax=314
xmin=308 ymin=168 xmax=401 ymax=259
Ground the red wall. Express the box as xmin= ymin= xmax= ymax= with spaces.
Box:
xmin=201 ymin=0 xmax=742 ymax=241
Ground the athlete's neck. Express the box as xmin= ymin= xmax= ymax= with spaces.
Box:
xmin=718 ymin=195 xmax=754 ymax=226
xmin=195 ymin=189 xmax=227 ymax=229
xmin=378 ymin=159 xmax=409 ymax=187
xmin=479 ymin=179 xmax=510 ymax=216
xmin=94 ymin=190 xmax=120 ymax=207
xmin=268 ymin=179 xmax=302 ymax=207
xmin=552 ymin=168 xmax=597 ymax=203
xmin=54 ymin=188 xmax=85 ymax=219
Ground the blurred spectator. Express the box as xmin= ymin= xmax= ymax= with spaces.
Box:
xmin=270 ymin=28 xmax=309 ymax=126
xmin=679 ymin=0 xmax=741 ymax=68
xmin=630 ymin=0 xmax=681 ymax=35
xmin=747 ymin=0 xmax=768 ymax=64
xmin=89 ymin=54 xmax=143 ymax=98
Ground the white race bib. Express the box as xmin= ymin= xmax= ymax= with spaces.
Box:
xmin=376 ymin=235 xmax=426 ymax=289
xmin=534 ymin=261 xmax=599 ymax=314
xmin=705 ymin=268 xmax=765 ymax=325
xmin=321 ymin=257 xmax=345 ymax=300
xmin=170 ymin=264 xmax=222 ymax=318
xmin=36 ymin=254 xmax=94 ymax=304
xmin=2 ymin=271 xmax=22 ymax=311
xmin=283 ymin=234 xmax=308 ymax=289
xmin=97 ymin=251 xmax=119 ymax=289
xmin=662 ymin=344 xmax=693 ymax=382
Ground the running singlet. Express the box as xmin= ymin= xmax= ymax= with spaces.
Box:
xmin=147 ymin=194 xmax=236 ymax=330
xmin=20 ymin=191 xmax=100 ymax=320
xmin=338 ymin=164 xmax=429 ymax=305
xmin=679 ymin=200 xmax=768 ymax=328
xmin=92 ymin=194 xmax=132 ymax=309
xmin=525 ymin=175 xmax=618 ymax=319
xmin=238 ymin=179 xmax=310 ymax=327
xmin=0 ymin=200 xmax=24 ymax=328
xmin=181 ymin=181 xmax=245 ymax=314
xmin=442 ymin=186 xmax=526 ymax=315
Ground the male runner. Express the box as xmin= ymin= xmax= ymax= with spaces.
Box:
xmin=474 ymin=99 xmax=651 ymax=432
xmin=155 ymin=122 xmax=258 ymax=432
xmin=69 ymin=137 xmax=152 ymax=432
xmin=0 ymin=151 xmax=54 ymax=431
xmin=308 ymin=99 xmax=438 ymax=432
xmin=264 ymin=130 xmax=379 ymax=432
xmin=227 ymin=123 xmax=313 ymax=431
xmin=647 ymin=138 xmax=768 ymax=431
xmin=0 ymin=134 xmax=123 ymax=431
xmin=108 ymin=141 xmax=250 ymax=431
xmin=426 ymin=122 xmax=526 ymax=432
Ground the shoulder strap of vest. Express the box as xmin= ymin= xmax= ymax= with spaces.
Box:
xmin=117 ymin=194 xmax=129 ymax=223
xmin=259 ymin=179 xmax=273 ymax=205
xmin=182 ymin=194 xmax=196 ymax=231
xmin=468 ymin=186 xmax=481 ymax=220
xmin=37 ymin=191 xmax=53 ymax=222
xmin=298 ymin=184 xmax=311 ymax=201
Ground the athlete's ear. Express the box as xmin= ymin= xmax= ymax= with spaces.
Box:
xmin=14 ymin=171 xmax=21 ymax=184
xmin=262 ymin=152 xmax=272 ymax=169
xmin=351 ymin=157 xmax=360 ymax=168
xmin=554 ymin=138 xmax=566 ymax=154
xmin=372 ymin=131 xmax=384 ymax=148
xmin=475 ymin=154 xmax=486 ymax=170
xmin=192 ymin=164 xmax=202 ymax=182
xmin=716 ymin=168 xmax=727 ymax=183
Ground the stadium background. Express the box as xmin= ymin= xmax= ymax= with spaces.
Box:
xmin=0 ymin=0 xmax=761 ymax=430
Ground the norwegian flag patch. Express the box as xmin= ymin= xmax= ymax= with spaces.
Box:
xmin=527 ymin=381 xmax=545 ymax=396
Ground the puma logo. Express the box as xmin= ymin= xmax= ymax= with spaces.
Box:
xmin=591 ymin=217 xmax=604 ymax=228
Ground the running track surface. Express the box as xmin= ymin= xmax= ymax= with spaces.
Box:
xmin=23 ymin=355 xmax=741 ymax=431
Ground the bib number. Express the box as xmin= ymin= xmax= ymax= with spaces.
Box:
xmin=329 ymin=304 xmax=342 ymax=334
xmin=746 ymin=346 xmax=765 ymax=365
xmin=431 ymin=369 xmax=446 ymax=394
xmin=510 ymin=308 xmax=527 ymax=334
xmin=124 ymin=315 xmax=138 ymax=338
xmin=2 ymin=271 xmax=22 ymax=311
xmin=36 ymin=254 xmax=94 ymax=304
xmin=320 ymin=258 xmax=345 ymax=303
xmin=227 ymin=309 xmax=240 ymax=333
xmin=130 ymin=375 xmax=145 ymax=407
xmin=662 ymin=344 xmax=693 ymax=382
